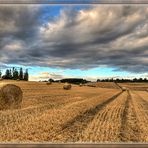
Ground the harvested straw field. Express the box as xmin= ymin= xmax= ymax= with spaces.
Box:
xmin=86 ymin=82 xmax=120 ymax=89
xmin=0 ymin=80 xmax=147 ymax=143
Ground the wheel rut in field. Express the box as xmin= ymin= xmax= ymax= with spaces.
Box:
xmin=130 ymin=91 xmax=148 ymax=142
xmin=52 ymin=91 xmax=123 ymax=142
xmin=133 ymin=91 xmax=148 ymax=111
xmin=114 ymin=82 xmax=122 ymax=90
xmin=119 ymin=91 xmax=141 ymax=142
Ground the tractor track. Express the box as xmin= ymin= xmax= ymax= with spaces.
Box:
xmin=119 ymin=91 xmax=141 ymax=142
xmin=119 ymin=90 xmax=131 ymax=141
xmin=133 ymin=91 xmax=148 ymax=110
xmin=52 ymin=91 xmax=123 ymax=142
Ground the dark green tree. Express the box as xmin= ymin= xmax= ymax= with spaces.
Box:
xmin=48 ymin=78 xmax=54 ymax=82
xmin=0 ymin=70 xmax=2 ymax=78
xmin=24 ymin=69 xmax=29 ymax=81
xmin=19 ymin=67 xmax=23 ymax=80
xmin=9 ymin=69 xmax=12 ymax=79
xmin=12 ymin=67 xmax=15 ymax=79
xmin=5 ymin=69 xmax=10 ymax=79
xmin=13 ymin=68 xmax=19 ymax=80
xmin=144 ymin=78 xmax=147 ymax=82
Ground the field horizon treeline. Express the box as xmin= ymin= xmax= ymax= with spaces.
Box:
xmin=44 ymin=77 xmax=148 ymax=84
xmin=0 ymin=67 xmax=29 ymax=81
xmin=97 ymin=78 xmax=148 ymax=83
xmin=0 ymin=67 xmax=147 ymax=83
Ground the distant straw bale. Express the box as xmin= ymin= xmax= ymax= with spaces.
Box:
xmin=63 ymin=83 xmax=72 ymax=90
xmin=46 ymin=82 xmax=52 ymax=85
xmin=126 ymin=88 xmax=129 ymax=91
xmin=122 ymin=87 xmax=127 ymax=91
xmin=0 ymin=84 xmax=23 ymax=110
xmin=79 ymin=83 xmax=83 ymax=87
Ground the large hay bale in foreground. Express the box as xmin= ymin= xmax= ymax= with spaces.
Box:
xmin=63 ymin=83 xmax=72 ymax=90
xmin=0 ymin=84 xmax=23 ymax=110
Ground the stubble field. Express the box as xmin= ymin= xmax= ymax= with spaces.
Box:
xmin=0 ymin=80 xmax=148 ymax=143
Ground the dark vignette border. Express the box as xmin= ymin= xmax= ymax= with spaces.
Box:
xmin=0 ymin=0 xmax=148 ymax=147
xmin=0 ymin=0 xmax=147 ymax=4
xmin=0 ymin=143 xmax=148 ymax=148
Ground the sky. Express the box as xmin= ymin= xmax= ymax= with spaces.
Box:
xmin=0 ymin=4 xmax=148 ymax=81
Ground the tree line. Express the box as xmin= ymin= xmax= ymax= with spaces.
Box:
xmin=97 ymin=78 xmax=148 ymax=83
xmin=0 ymin=67 xmax=29 ymax=81
xmin=42 ymin=77 xmax=148 ymax=84
xmin=41 ymin=78 xmax=90 ymax=84
xmin=59 ymin=78 xmax=89 ymax=84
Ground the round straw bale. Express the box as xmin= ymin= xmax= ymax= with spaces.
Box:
xmin=0 ymin=84 xmax=23 ymax=110
xmin=63 ymin=83 xmax=72 ymax=90
xmin=122 ymin=87 xmax=127 ymax=91
xmin=126 ymin=88 xmax=129 ymax=91
xmin=79 ymin=83 xmax=83 ymax=87
xmin=46 ymin=82 xmax=52 ymax=85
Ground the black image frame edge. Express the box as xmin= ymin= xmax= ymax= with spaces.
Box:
xmin=0 ymin=0 xmax=147 ymax=147
xmin=0 ymin=0 xmax=148 ymax=4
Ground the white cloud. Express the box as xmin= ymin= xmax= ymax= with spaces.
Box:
xmin=3 ymin=41 xmax=23 ymax=51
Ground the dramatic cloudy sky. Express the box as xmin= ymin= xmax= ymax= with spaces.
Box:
xmin=0 ymin=4 xmax=147 ymax=81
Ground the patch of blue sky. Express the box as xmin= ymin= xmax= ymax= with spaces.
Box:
xmin=62 ymin=67 xmax=132 ymax=78
xmin=39 ymin=4 xmax=92 ymax=24
xmin=29 ymin=66 xmax=133 ymax=79
xmin=39 ymin=5 xmax=63 ymax=23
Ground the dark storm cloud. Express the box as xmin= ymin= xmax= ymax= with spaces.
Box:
xmin=0 ymin=5 xmax=42 ymax=39
xmin=0 ymin=5 xmax=148 ymax=73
